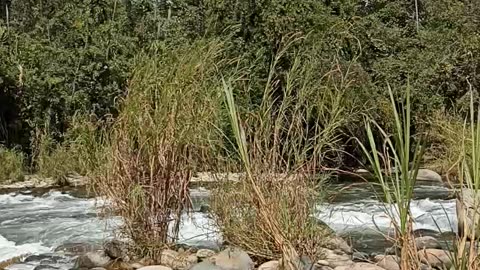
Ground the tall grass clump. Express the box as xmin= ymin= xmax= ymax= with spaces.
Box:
xmin=94 ymin=40 xmax=224 ymax=257
xmin=0 ymin=146 xmax=25 ymax=182
xmin=32 ymin=114 xmax=108 ymax=182
xmin=211 ymin=36 xmax=350 ymax=268
xmin=359 ymin=85 xmax=425 ymax=269
xmin=453 ymin=90 xmax=480 ymax=270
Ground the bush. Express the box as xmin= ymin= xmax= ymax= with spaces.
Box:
xmin=93 ymin=40 xmax=224 ymax=257
xmin=211 ymin=37 xmax=348 ymax=266
xmin=0 ymin=146 xmax=25 ymax=183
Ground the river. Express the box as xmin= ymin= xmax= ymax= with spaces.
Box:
xmin=0 ymin=181 xmax=456 ymax=270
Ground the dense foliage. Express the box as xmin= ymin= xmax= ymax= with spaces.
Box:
xmin=0 ymin=0 xmax=479 ymax=173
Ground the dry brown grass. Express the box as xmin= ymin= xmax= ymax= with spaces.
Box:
xmin=211 ymin=35 xmax=350 ymax=268
xmin=93 ymin=40 xmax=224 ymax=257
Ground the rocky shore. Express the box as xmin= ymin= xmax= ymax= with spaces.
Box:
xmin=67 ymin=233 xmax=453 ymax=270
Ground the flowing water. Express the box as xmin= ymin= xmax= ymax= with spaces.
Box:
xmin=0 ymin=181 xmax=456 ymax=270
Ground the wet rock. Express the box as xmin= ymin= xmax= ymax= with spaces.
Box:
xmin=195 ymin=249 xmax=215 ymax=260
xmin=327 ymin=237 xmax=352 ymax=254
xmin=73 ymin=251 xmax=111 ymax=269
xmin=415 ymin=236 xmax=441 ymax=250
xmin=334 ymin=262 xmax=385 ymax=270
xmin=212 ymin=247 xmax=254 ymax=270
xmin=137 ymin=266 xmax=172 ymax=270
xmin=55 ymin=243 xmax=102 ymax=255
xmin=416 ymin=169 xmax=442 ymax=182
xmin=418 ymin=249 xmax=451 ymax=269
xmin=258 ymin=261 xmax=278 ymax=270
xmin=188 ymin=261 xmax=223 ymax=270
xmin=104 ymin=240 xmax=129 ymax=260
xmin=374 ymin=255 xmax=399 ymax=270
xmin=199 ymin=205 xmax=210 ymax=213
xmin=25 ymin=254 xmax=63 ymax=264
xmin=33 ymin=266 xmax=60 ymax=270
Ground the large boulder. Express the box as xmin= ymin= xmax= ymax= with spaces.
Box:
xmin=456 ymin=188 xmax=480 ymax=238
xmin=415 ymin=169 xmax=442 ymax=182
xmin=212 ymin=247 xmax=254 ymax=270
xmin=73 ymin=251 xmax=112 ymax=269
xmin=418 ymin=249 xmax=452 ymax=269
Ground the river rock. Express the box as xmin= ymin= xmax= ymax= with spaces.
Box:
xmin=415 ymin=169 xmax=442 ymax=182
xmin=456 ymin=188 xmax=480 ymax=238
xmin=418 ymin=249 xmax=451 ymax=268
xmin=137 ymin=266 xmax=172 ymax=270
xmin=104 ymin=240 xmax=129 ymax=260
xmin=327 ymin=236 xmax=352 ymax=254
xmin=352 ymin=252 xmax=369 ymax=262
xmin=212 ymin=247 xmax=254 ymax=270
xmin=158 ymin=249 xmax=197 ymax=270
xmin=258 ymin=260 xmax=279 ymax=270
xmin=415 ymin=236 xmax=441 ymax=250
xmin=33 ymin=266 xmax=59 ymax=270
xmin=188 ymin=261 xmax=223 ymax=270
xmin=195 ymin=249 xmax=215 ymax=260
xmin=334 ymin=262 xmax=385 ymax=270
xmin=374 ymin=255 xmax=399 ymax=270
xmin=320 ymin=248 xmax=353 ymax=268
xmin=130 ymin=263 xmax=144 ymax=269
xmin=74 ymin=251 xmax=112 ymax=269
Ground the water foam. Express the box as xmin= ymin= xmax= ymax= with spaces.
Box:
xmin=0 ymin=234 xmax=50 ymax=264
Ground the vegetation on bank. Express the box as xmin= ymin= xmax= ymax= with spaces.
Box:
xmin=1 ymin=0 xmax=480 ymax=268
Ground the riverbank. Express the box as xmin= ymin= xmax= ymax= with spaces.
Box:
xmin=0 ymin=180 xmax=457 ymax=270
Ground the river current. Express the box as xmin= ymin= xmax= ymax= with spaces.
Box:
xmin=0 ymin=182 xmax=456 ymax=270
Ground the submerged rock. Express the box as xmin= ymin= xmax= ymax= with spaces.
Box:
xmin=73 ymin=251 xmax=111 ymax=269
xmin=212 ymin=247 xmax=254 ymax=270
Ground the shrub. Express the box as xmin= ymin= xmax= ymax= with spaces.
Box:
xmin=93 ymin=40 xmax=224 ymax=257
xmin=211 ymin=36 xmax=348 ymax=267
xmin=0 ymin=146 xmax=25 ymax=183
